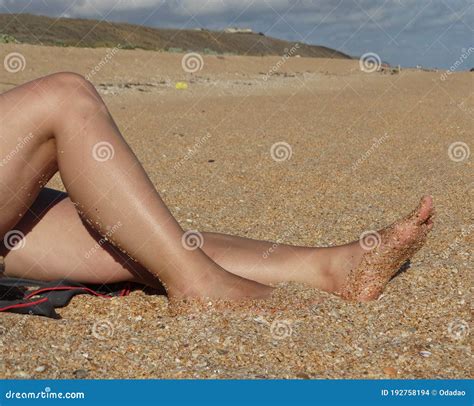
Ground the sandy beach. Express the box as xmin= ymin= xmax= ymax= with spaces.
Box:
xmin=0 ymin=44 xmax=471 ymax=379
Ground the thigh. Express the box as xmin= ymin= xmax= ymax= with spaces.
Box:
xmin=1 ymin=187 xmax=153 ymax=285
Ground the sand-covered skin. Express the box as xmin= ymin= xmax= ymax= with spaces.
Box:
xmin=0 ymin=44 xmax=471 ymax=379
xmin=339 ymin=196 xmax=434 ymax=301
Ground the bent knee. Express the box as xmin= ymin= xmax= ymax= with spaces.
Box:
xmin=42 ymin=72 xmax=107 ymax=114
xmin=44 ymin=72 xmax=92 ymax=90
xmin=43 ymin=72 xmax=98 ymax=100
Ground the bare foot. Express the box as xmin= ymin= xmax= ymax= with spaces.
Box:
xmin=335 ymin=196 xmax=434 ymax=301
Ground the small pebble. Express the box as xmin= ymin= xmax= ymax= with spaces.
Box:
xmin=383 ymin=366 xmax=398 ymax=377
xmin=73 ymin=369 xmax=89 ymax=379
xmin=296 ymin=372 xmax=311 ymax=379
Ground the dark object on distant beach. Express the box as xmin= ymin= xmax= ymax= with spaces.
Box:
xmin=470 ymin=68 xmax=474 ymax=72
xmin=208 ymin=159 xmax=215 ymax=163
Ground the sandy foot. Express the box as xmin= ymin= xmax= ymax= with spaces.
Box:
xmin=338 ymin=196 xmax=434 ymax=301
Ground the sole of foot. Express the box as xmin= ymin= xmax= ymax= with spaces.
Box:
xmin=338 ymin=195 xmax=434 ymax=302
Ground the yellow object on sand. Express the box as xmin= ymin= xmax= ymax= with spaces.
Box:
xmin=175 ymin=81 xmax=188 ymax=90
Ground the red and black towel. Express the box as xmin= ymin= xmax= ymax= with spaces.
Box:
xmin=0 ymin=278 xmax=131 ymax=319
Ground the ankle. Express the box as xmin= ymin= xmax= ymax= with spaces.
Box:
xmin=325 ymin=244 xmax=363 ymax=292
xmin=302 ymin=247 xmax=340 ymax=293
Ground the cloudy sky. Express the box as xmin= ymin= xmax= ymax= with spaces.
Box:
xmin=1 ymin=0 xmax=472 ymax=69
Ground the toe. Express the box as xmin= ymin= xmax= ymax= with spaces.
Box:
xmin=414 ymin=195 xmax=434 ymax=225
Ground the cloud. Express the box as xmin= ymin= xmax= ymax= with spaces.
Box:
xmin=0 ymin=0 xmax=472 ymax=69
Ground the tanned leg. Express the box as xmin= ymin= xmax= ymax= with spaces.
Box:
xmin=202 ymin=196 xmax=433 ymax=301
xmin=0 ymin=73 xmax=271 ymax=300
xmin=3 ymin=184 xmax=433 ymax=303
xmin=1 ymin=74 xmax=434 ymax=302
xmin=201 ymin=195 xmax=434 ymax=300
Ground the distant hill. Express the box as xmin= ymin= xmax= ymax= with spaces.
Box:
xmin=0 ymin=13 xmax=351 ymax=59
